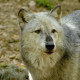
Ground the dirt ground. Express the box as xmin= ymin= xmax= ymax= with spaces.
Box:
xmin=0 ymin=0 xmax=80 ymax=67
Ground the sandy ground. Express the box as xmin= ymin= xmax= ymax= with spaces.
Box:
xmin=0 ymin=0 xmax=80 ymax=67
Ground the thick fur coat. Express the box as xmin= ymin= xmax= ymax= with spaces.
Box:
xmin=18 ymin=6 xmax=80 ymax=80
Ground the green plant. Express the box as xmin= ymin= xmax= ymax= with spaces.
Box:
xmin=35 ymin=0 xmax=54 ymax=9
xmin=35 ymin=0 xmax=64 ymax=9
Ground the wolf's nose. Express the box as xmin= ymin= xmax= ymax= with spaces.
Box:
xmin=46 ymin=43 xmax=54 ymax=50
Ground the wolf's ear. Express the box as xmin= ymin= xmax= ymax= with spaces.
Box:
xmin=50 ymin=5 xmax=62 ymax=23
xmin=18 ymin=9 xmax=31 ymax=30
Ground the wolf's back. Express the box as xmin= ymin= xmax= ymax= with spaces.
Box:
xmin=61 ymin=10 xmax=80 ymax=38
xmin=61 ymin=10 xmax=80 ymax=30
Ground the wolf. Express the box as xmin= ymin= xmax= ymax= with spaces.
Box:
xmin=18 ymin=5 xmax=80 ymax=80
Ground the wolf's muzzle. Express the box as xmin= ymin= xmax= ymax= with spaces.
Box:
xmin=45 ymin=35 xmax=54 ymax=51
xmin=46 ymin=42 xmax=55 ymax=50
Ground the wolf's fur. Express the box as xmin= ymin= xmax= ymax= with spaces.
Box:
xmin=18 ymin=6 xmax=80 ymax=80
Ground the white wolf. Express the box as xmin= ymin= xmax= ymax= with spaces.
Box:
xmin=18 ymin=5 xmax=80 ymax=80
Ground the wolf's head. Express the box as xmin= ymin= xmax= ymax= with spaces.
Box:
xmin=18 ymin=5 xmax=65 ymax=69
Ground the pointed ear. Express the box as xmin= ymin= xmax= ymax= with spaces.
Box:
xmin=50 ymin=5 xmax=62 ymax=23
xmin=18 ymin=9 xmax=31 ymax=30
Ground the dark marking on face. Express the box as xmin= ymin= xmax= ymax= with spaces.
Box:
xmin=45 ymin=36 xmax=55 ymax=54
xmin=46 ymin=35 xmax=53 ymax=42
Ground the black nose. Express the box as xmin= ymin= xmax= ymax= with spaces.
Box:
xmin=46 ymin=43 xmax=55 ymax=50
xmin=46 ymin=35 xmax=54 ymax=50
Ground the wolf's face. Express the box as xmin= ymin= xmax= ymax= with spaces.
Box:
xmin=18 ymin=6 xmax=65 ymax=70
xmin=22 ymin=15 xmax=62 ymax=54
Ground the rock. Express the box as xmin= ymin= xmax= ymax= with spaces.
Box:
xmin=0 ymin=25 xmax=6 ymax=29
xmin=29 ymin=1 xmax=36 ymax=8
xmin=9 ymin=55 xmax=16 ymax=59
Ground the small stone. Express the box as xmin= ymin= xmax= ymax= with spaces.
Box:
xmin=9 ymin=55 xmax=16 ymax=59
xmin=0 ymin=25 xmax=6 ymax=29
xmin=29 ymin=1 xmax=36 ymax=8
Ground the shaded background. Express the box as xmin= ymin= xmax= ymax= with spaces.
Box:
xmin=0 ymin=0 xmax=80 ymax=67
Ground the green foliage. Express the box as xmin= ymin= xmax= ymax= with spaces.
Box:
xmin=35 ymin=0 xmax=64 ymax=9
xmin=58 ymin=0 xmax=64 ymax=1
xmin=0 ymin=62 xmax=7 ymax=69
xmin=35 ymin=0 xmax=54 ymax=9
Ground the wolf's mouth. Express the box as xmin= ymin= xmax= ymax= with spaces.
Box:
xmin=46 ymin=50 xmax=53 ymax=54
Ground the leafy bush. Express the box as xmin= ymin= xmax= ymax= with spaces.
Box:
xmin=35 ymin=0 xmax=54 ymax=9
xmin=35 ymin=0 xmax=64 ymax=9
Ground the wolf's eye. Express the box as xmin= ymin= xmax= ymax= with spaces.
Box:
xmin=51 ymin=29 xmax=57 ymax=33
xmin=34 ymin=29 xmax=41 ymax=34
